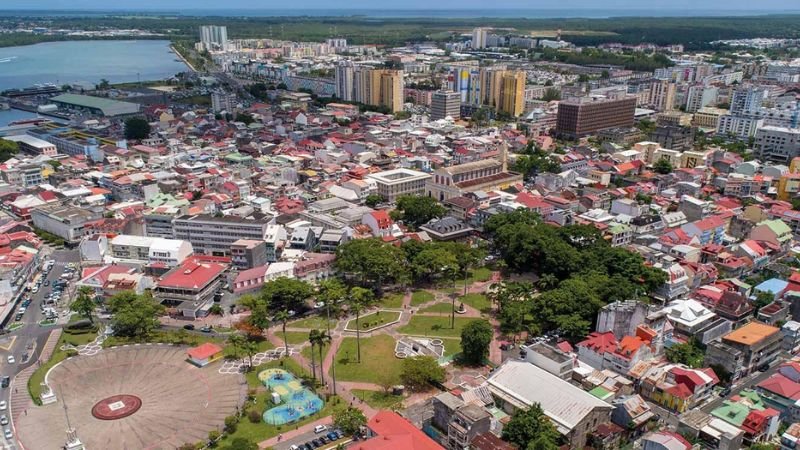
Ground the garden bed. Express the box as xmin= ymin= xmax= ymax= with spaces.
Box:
xmin=344 ymin=310 xmax=402 ymax=333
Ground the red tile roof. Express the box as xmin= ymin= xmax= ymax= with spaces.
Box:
xmin=352 ymin=411 xmax=443 ymax=450
xmin=758 ymin=373 xmax=800 ymax=401
xmin=157 ymin=257 xmax=227 ymax=290
xmin=187 ymin=342 xmax=223 ymax=360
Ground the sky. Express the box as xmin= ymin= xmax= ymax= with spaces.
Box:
xmin=0 ymin=0 xmax=797 ymax=10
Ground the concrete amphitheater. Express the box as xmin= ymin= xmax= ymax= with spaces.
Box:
xmin=15 ymin=345 xmax=245 ymax=450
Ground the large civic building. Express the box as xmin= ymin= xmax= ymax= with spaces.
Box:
xmin=365 ymin=168 xmax=431 ymax=203
xmin=50 ymin=94 xmax=140 ymax=117
xmin=556 ymin=96 xmax=637 ymax=139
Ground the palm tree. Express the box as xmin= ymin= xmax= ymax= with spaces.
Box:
xmin=241 ymin=339 xmax=258 ymax=370
xmin=274 ymin=310 xmax=291 ymax=358
xmin=227 ymin=333 xmax=245 ymax=359
xmin=308 ymin=329 xmax=320 ymax=383
xmin=315 ymin=330 xmax=331 ymax=387
xmin=349 ymin=287 xmax=374 ymax=364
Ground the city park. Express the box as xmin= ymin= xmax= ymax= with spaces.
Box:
xmin=13 ymin=209 xmax=666 ymax=449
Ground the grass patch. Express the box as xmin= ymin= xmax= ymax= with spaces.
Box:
xmin=378 ymin=293 xmax=405 ymax=309
xmin=334 ymin=335 xmax=404 ymax=384
xmin=418 ymin=302 xmax=456 ymax=314
xmin=459 ymin=293 xmax=492 ymax=313
xmin=278 ymin=331 xmax=311 ymax=346
xmin=175 ymin=95 xmax=211 ymax=106
xmin=220 ymin=358 xmax=346 ymax=447
xmin=441 ymin=338 xmax=463 ymax=358
xmin=351 ymin=389 xmax=403 ymax=410
xmin=410 ymin=290 xmax=435 ymax=306
xmin=398 ymin=316 xmax=478 ymax=338
xmin=288 ymin=316 xmax=337 ymax=330
xmin=344 ymin=310 xmax=402 ymax=332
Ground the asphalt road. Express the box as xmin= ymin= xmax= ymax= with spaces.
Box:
xmin=0 ymin=248 xmax=80 ymax=449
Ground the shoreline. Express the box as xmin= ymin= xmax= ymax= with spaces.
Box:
xmin=170 ymin=44 xmax=197 ymax=73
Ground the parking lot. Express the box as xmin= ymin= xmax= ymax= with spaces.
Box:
xmin=272 ymin=425 xmax=349 ymax=450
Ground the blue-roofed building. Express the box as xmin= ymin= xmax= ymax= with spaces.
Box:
xmin=754 ymin=278 xmax=789 ymax=301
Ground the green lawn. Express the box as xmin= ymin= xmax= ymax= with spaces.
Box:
xmin=418 ymin=302 xmax=456 ymax=314
xmin=220 ymin=359 xmax=345 ymax=447
xmin=459 ymin=293 xmax=492 ymax=313
xmin=378 ymin=293 xmax=405 ymax=309
xmin=334 ymin=335 xmax=404 ymax=384
xmin=344 ymin=310 xmax=402 ymax=332
xmin=410 ymin=290 xmax=435 ymax=306
xmin=398 ymin=316 xmax=479 ymax=338
xmin=287 ymin=316 xmax=337 ymax=330
xmin=351 ymin=389 xmax=403 ymax=410
xmin=440 ymin=338 xmax=463 ymax=358
xmin=278 ymin=331 xmax=311 ymax=346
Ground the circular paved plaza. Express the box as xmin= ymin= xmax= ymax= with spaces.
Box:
xmin=16 ymin=345 xmax=244 ymax=450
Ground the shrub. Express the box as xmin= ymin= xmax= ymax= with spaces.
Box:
xmin=247 ymin=409 xmax=262 ymax=423
xmin=223 ymin=415 xmax=238 ymax=433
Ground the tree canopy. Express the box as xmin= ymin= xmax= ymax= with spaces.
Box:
xmin=0 ymin=139 xmax=19 ymax=163
xmin=400 ymin=356 xmax=446 ymax=391
xmin=390 ymin=195 xmax=446 ymax=230
xmin=460 ymin=319 xmax=493 ymax=365
xmin=108 ymin=291 xmax=164 ymax=338
xmin=502 ymin=404 xmax=560 ymax=450
xmin=333 ymin=407 xmax=367 ymax=435
xmin=653 ymin=158 xmax=674 ymax=174
xmin=486 ymin=212 xmax=667 ymax=341
xmin=335 ymin=238 xmax=410 ymax=288
xmin=123 ymin=117 xmax=151 ymax=140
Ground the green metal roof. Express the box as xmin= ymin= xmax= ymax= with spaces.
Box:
xmin=51 ymin=93 xmax=140 ymax=116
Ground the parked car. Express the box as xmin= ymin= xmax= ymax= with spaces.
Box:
xmin=313 ymin=425 xmax=327 ymax=434
xmin=758 ymin=363 xmax=770 ymax=372
xmin=0 ymin=401 xmax=8 ymax=410
xmin=1 ymin=377 xmax=9 ymax=388
xmin=7 ymin=356 xmax=15 ymax=364
xmin=0 ymin=415 xmax=7 ymax=426
xmin=3 ymin=428 xmax=10 ymax=439
xmin=183 ymin=324 xmax=195 ymax=331
xmin=200 ymin=325 xmax=213 ymax=333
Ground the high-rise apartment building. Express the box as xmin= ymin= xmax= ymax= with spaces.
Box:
xmin=648 ymin=79 xmax=676 ymax=112
xmin=211 ymin=91 xmax=237 ymax=113
xmin=340 ymin=65 xmax=404 ymax=113
xmin=471 ymin=28 xmax=489 ymax=49
xmin=449 ymin=66 xmax=482 ymax=104
xmin=730 ymin=85 xmax=769 ymax=115
xmin=431 ymin=90 xmax=462 ymax=121
xmin=555 ymin=96 xmax=637 ymax=139
xmin=335 ymin=61 xmax=355 ymax=101
xmin=498 ymin=71 xmax=526 ymax=117
xmin=199 ymin=25 xmax=228 ymax=51
xmin=685 ymin=85 xmax=719 ymax=113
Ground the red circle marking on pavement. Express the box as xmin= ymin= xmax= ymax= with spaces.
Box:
xmin=91 ymin=394 xmax=142 ymax=420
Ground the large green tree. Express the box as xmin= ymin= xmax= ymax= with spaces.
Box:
xmin=333 ymin=407 xmax=367 ymax=435
xmin=502 ymin=404 xmax=560 ymax=450
xmin=124 ymin=117 xmax=151 ymax=140
xmin=70 ymin=286 xmax=96 ymax=324
xmin=400 ymin=356 xmax=446 ymax=391
xmin=390 ymin=195 xmax=446 ymax=229
xmin=259 ymin=277 xmax=313 ymax=312
xmin=108 ymin=291 xmax=164 ymax=338
xmin=335 ymin=238 xmax=410 ymax=289
xmin=0 ymin=139 xmax=19 ymax=163
xmin=460 ymin=319 xmax=493 ymax=365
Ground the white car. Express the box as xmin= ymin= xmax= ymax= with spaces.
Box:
xmin=6 ymin=356 xmax=14 ymax=364
xmin=314 ymin=425 xmax=327 ymax=434
xmin=0 ymin=401 xmax=7 ymax=411
xmin=3 ymin=428 xmax=11 ymax=439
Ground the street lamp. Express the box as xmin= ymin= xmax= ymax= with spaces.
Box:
xmin=326 ymin=301 xmax=337 ymax=397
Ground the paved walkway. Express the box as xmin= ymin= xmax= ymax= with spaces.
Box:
xmin=264 ymin=271 xmax=504 ymax=432
xmin=10 ymin=329 xmax=62 ymax=421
